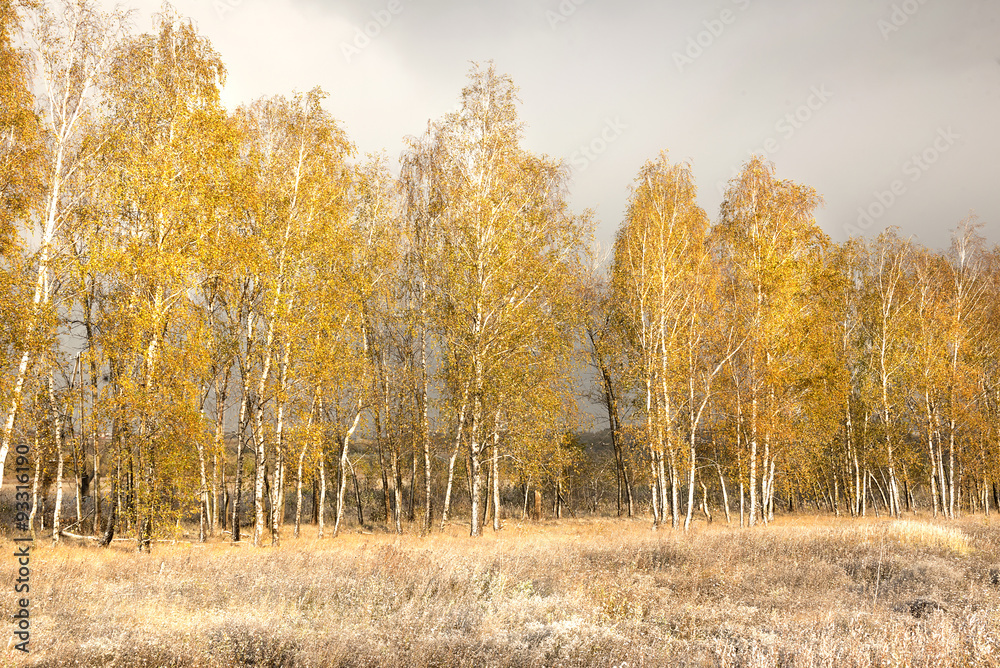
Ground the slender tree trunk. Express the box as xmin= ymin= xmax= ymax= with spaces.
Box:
xmin=766 ymin=458 xmax=776 ymax=522
xmin=645 ymin=375 xmax=660 ymax=526
xmin=982 ymin=476 xmax=989 ymax=516
xmin=469 ymin=354 xmax=485 ymax=537
xmin=597 ymin=360 xmax=631 ymax=517
xmin=376 ymin=408 xmax=392 ymax=526
xmin=420 ymin=313 xmax=432 ymax=532
xmin=99 ymin=476 xmax=118 ymax=548
xmin=853 ymin=452 xmax=862 ymax=516
xmin=871 ymin=471 xmax=889 ymax=512
xmin=948 ymin=421 xmax=957 ymax=519
xmin=233 ymin=310 xmax=255 ymax=542
xmin=718 ymin=464 xmax=731 ymax=524
xmin=138 ymin=433 xmax=154 ymax=554
xmin=101 ymin=452 xmax=120 ymax=547
xmin=196 ymin=430 xmax=208 ymax=542
xmin=739 ymin=481 xmax=745 ymax=528
xmin=881 ymin=377 xmax=901 ymax=518
xmin=667 ymin=449 xmax=678 ymax=529
xmin=310 ymin=484 xmax=318 ymax=525
xmin=749 ymin=389 xmax=758 ymax=527
xmin=902 ymin=475 xmax=911 ymax=513
xmin=376 ymin=378 xmax=393 ymax=525
xmin=294 ymin=443 xmax=307 ymax=539
xmin=833 ymin=476 xmax=840 ymax=516
xmin=91 ymin=427 xmax=101 ymax=535
xmin=860 ymin=466 xmax=868 ymax=517
xmin=607 ymin=376 xmax=622 ymax=518
xmin=318 ymin=455 xmax=327 ymax=538
xmin=82 ymin=299 xmax=103 ymax=536
xmin=211 ymin=453 xmax=219 ymax=536
xmin=408 ymin=436 xmax=417 ymax=523
xmin=491 ymin=413 xmax=501 ymax=532
xmin=937 ymin=423 xmax=949 ymax=519
xmin=252 ymin=319 xmax=277 ymax=547
xmin=49 ymin=374 xmax=65 ymax=544
xmin=271 ymin=338 xmax=290 ymax=544
xmin=684 ymin=425 xmax=696 ymax=531
xmin=333 ymin=410 xmax=363 ymax=538
xmin=659 ymin=326 xmax=675 ymax=527
xmin=219 ymin=456 xmax=227 ymax=532
xmin=845 ymin=398 xmax=857 ymax=516
xmin=700 ymin=478 xmax=712 ymax=523
xmin=74 ymin=355 xmax=84 ymax=529
xmin=441 ymin=384 xmax=469 ymax=529
xmin=29 ymin=431 xmax=41 ymax=539
xmin=923 ymin=395 xmax=939 ymax=517
xmin=391 ymin=441 xmax=402 ymax=535
xmin=232 ymin=404 xmax=247 ymax=541
xmin=294 ymin=391 xmax=319 ymax=540
xmin=271 ymin=448 xmax=283 ymax=544
xmin=73 ymin=440 xmax=83 ymax=528
xmin=483 ymin=456 xmax=492 ymax=527
xmin=350 ymin=458 xmax=364 ymax=526
xmin=555 ymin=478 xmax=563 ymax=519
xmin=624 ymin=463 xmax=634 ymax=518
xmin=760 ymin=424 xmax=771 ymax=527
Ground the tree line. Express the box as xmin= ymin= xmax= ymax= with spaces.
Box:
xmin=1 ymin=1 xmax=996 ymax=549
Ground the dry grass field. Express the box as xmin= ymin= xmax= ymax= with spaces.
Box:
xmin=3 ymin=515 xmax=999 ymax=667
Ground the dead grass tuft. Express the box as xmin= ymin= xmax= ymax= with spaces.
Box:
xmin=3 ymin=515 xmax=999 ymax=667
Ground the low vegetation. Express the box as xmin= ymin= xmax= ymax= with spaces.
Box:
xmin=2 ymin=0 xmax=998 ymax=554
xmin=5 ymin=514 xmax=999 ymax=667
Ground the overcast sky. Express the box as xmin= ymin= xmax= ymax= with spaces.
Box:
xmin=106 ymin=0 xmax=999 ymax=254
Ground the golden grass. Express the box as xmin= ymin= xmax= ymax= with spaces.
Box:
xmin=3 ymin=514 xmax=999 ymax=667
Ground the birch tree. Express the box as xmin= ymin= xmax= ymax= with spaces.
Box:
xmin=715 ymin=155 xmax=824 ymax=526
xmin=611 ymin=152 xmax=709 ymax=528
xmin=416 ymin=62 xmax=590 ymax=536
xmin=0 ymin=0 xmax=124 ymax=490
xmin=94 ymin=8 xmax=235 ymax=549
xmin=583 ymin=268 xmax=634 ymax=517
xmin=234 ymin=88 xmax=353 ymax=545
xmin=940 ymin=219 xmax=988 ymax=517
xmin=0 ymin=0 xmax=41 ymax=248
xmin=0 ymin=0 xmax=40 ymax=502
xmin=911 ymin=244 xmax=949 ymax=516
xmin=859 ymin=229 xmax=913 ymax=518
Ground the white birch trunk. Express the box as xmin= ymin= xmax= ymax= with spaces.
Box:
xmin=492 ymin=411 xmax=501 ymax=532
xmin=441 ymin=384 xmax=469 ymax=529
xmin=333 ymin=409 xmax=363 ymax=538
xmin=49 ymin=374 xmax=64 ymax=544
xmin=318 ymin=456 xmax=326 ymax=539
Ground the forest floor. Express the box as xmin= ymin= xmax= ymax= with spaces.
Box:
xmin=2 ymin=514 xmax=1000 ymax=667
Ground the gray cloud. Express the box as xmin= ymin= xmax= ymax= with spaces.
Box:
xmin=111 ymin=0 xmax=999 ymax=250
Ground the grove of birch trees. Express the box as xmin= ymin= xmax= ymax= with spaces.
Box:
xmin=2 ymin=1 xmax=998 ymax=548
